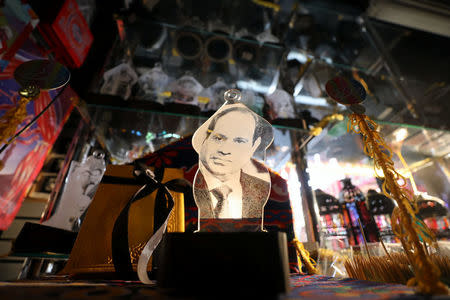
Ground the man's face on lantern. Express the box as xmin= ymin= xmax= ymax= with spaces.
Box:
xmin=200 ymin=109 xmax=261 ymax=178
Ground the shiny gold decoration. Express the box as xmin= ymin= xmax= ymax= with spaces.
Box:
xmin=18 ymin=85 xmax=40 ymax=98
xmin=105 ymin=243 xmax=148 ymax=268
xmin=352 ymin=69 xmax=374 ymax=98
xmin=109 ymin=197 xmax=184 ymax=266
xmin=130 ymin=242 xmax=146 ymax=264
xmin=310 ymin=113 xmax=344 ymax=136
xmin=292 ymin=238 xmax=317 ymax=274
xmin=347 ymin=113 xmax=448 ymax=295
xmin=252 ymin=0 xmax=280 ymax=11
xmin=0 ymin=86 xmax=40 ymax=147
xmin=394 ymin=147 xmax=418 ymax=194
xmin=167 ymin=194 xmax=185 ymax=233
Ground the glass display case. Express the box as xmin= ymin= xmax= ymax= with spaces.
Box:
xmin=83 ymin=102 xmax=450 ymax=244
xmin=78 ymin=0 xmax=450 ymax=248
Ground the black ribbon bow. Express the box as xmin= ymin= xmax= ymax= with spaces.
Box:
xmin=111 ymin=163 xmax=191 ymax=277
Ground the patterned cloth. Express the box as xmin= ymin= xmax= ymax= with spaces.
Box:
xmin=286 ymin=275 xmax=420 ymax=300
xmin=0 ymin=275 xmax=442 ymax=299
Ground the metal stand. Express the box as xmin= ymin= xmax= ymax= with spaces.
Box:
xmin=290 ymin=130 xmax=319 ymax=243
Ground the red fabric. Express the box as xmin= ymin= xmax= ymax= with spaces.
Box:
xmin=0 ymin=85 xmax=75 ymax=230
xmin=34 ymin=91 xmax=58 ymax=142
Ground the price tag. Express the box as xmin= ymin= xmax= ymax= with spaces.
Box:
xmin=197 ymin=96 xmax=210 ymax=104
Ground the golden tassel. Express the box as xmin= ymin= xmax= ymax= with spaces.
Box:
xmin=0 ymin=86 xmax=40 ymax=146
xmin=347 ymin=113 xmax=448 ymax=295
xmin=394 ymin=148 xmax=418 ymax=194
xmin=292 ymin=238 xmax=317 ymax=275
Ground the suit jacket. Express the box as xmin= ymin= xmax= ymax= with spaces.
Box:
xmin=194 ymin=162 xmax=270 ymax=219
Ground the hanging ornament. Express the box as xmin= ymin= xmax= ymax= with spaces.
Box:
xmin=99 ymin=62 xmax=138 ymax=100
xmin=137 ymin=63 xmax=170 ymax=103
xmin=168 ymin=72 xmax=203 ymax=106
xmin=325 ymin=76 xmax=448 ymax=295
xmin=264 ymin=89 xmax=296 ymax=120
xmin=196 ymin=77 xmax=229 ymax=113
xmin=325 ymin=76 xmax=366 ymax=105
xmin=0 ymin=60 xmax=70 ymax=168
xmin=0 ymin=85 xmax=40 ymax=148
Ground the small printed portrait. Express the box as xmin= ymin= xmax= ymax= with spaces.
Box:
xmin=76 ymin=166 xmax=104 ymax=199
xmin=192 ymin=101 xmax=274 ymax=227
xmin=43 ymin=152 xmax=106 ymax=231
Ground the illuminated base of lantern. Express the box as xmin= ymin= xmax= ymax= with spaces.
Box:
xmin=157 ymin=232 xmax=290 ymax=295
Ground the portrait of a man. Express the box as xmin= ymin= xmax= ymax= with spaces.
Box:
xmin=44 ymin=153 xmax=105 ymax=231
xmin=192 ymin=102 xmax=274 ymax=228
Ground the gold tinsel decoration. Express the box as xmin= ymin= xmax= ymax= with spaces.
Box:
xmin=0 ymin=86 xmax=40 ymax=170
xmin=0 ymin=86 xmax=40 ymax=146
xmin=292 ymin=238 xmax=317 ymax=274
xmin=309 ymin=113 xmax=344 ymax=137
xmin=347 ymin=113 xmax=448 ymax=295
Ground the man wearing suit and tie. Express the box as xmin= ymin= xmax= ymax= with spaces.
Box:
xmin=192 ymin=103 xmax=273 ymax=230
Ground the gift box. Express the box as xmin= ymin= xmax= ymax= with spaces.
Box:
xmin=61 ymin=165 xmax=186 ymax=279
xmin=30 ymin=0 xmax=93 ymax=68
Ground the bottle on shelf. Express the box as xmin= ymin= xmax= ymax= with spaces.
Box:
xmin=315 ymin=189 xmax=349 ymax=250
xmin=339 ymin=178 xmax=379 ymax=245
xmin=367 ymin=189 xmax=397 ymax=243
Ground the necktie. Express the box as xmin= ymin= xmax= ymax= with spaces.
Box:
xmin=211 ymin=185 xmax=232 ymax=218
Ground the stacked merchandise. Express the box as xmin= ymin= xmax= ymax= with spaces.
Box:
xmin=98 ymin=59 xmax=308 ymax=128
xmin=315 ymin=189 xmax=349 ymax=250
xmin=316 ymin=179 xmax=405 ymax=248
xmin=91 ymin=13 xmax=306 ymax=128
xmin=367 ymin=189 xmax=397 ymax=243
